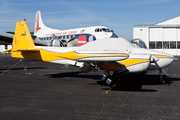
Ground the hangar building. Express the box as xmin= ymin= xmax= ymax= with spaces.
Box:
xmin=133 ymin=16 xmax=180 ymax=55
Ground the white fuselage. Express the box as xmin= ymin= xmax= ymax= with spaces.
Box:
xmin=37 ymin=38 xmax=174 ymax=73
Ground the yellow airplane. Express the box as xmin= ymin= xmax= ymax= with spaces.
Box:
xmin=7 ymin=20 xmax=174 ymax=88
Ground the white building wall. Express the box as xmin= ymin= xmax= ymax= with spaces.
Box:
xmin=133 ymin=27 xmax=149 ymax=47
xmin=177 ymin=28 xmax=180 ymax=40
xmin=7 ymin=45 xmax=12 ymax=50
xmin=0 ymin=45 xmax=5 ymax=54
xmin=150 ymin=28 xmax=163 ymax=41
xmin=163 ymin=28 xmax=176 ymax=41
xmin=134 ymin=27 xmax=180 ymax=55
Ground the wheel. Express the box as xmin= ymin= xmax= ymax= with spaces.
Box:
xmin=158 ymin=75 xmax=167 ymax=84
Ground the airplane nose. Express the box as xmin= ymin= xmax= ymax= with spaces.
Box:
xmin=148 ymin=54 xmax=174 ymax=70
xmin=166 ymin=55 xmax=174 ymax=66
xmin=157 ymin=54 xmax=174 ymax=69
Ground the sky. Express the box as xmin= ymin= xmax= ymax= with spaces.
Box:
xmin=0 ymin=0 xmax=180 ymax=40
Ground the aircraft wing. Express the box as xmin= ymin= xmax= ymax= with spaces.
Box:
xmin=56 ymin=50 xmax=128 ymax=73
xmin=0 ymin=33 xmax=43 ymax=46
xmin=0 ymin=34 xmax=13 ymax=44
xmin=57 ymin=51 xmax=128 ymax=62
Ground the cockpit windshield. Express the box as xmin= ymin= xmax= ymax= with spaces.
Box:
xmin=95 ymin=28 xmax=111 ymax=32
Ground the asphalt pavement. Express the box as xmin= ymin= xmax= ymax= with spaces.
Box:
xmin=0 ymin=56 xmax=180 ymax=120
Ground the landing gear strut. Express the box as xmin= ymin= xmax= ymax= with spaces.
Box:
xmin=101 ymin=70 xmax=123 ymax=87
xmin=158 ymin=69 xmax=169 ymax=84
xmin=101 ymin=70 xmax=145 ymax=93
xmin=101 ymin=70 xmax=127 ymax=93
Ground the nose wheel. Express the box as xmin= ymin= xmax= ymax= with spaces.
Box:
xmin=158 ymin=69 xmax=169 ymax=85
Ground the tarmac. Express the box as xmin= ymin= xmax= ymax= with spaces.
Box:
xmin=0 ymin=56 xmax=180 ymax=120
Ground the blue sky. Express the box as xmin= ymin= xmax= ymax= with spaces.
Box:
xmin=0 ymin=0 xmax=180 ymax=39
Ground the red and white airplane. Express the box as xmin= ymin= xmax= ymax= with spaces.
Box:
xmin=33 ymin=11 xmax=118 ymax=47
xmin=0 ymin=11 xmax=118 ymax=47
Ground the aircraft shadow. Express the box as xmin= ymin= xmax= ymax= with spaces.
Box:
xmin=142 ymin=75 xmax=180 ymax=85
xmin=47 ymin=71 xmax=180 ymax=92
xmin=47 ymin=71 xmax=102 ymax=80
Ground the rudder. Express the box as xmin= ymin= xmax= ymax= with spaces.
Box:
xmin=12 ymin=20 xmax=36 ymax=51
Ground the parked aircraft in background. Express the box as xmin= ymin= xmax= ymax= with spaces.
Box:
xmin=33 ymin=11 xmax=118 ymax=47
xmin=7 ymin=20 xmax=174 ymax=89
xmin=0 ymin=11 xmax=118 ymax=47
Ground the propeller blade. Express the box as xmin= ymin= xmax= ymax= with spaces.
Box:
xmin=52 ymin=34 xmax=58 ymax=39
xmin=67 ymin=36 xmax=77 ymax=43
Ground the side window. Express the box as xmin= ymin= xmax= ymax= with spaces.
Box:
xmin=97 ymin=29 xmax=99 ymax=32
xmin=102 ymin=28 xmax=106 ymax=32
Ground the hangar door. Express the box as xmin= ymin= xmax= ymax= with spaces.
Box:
xmin=149 ymin=27 xmax=179 ymax=55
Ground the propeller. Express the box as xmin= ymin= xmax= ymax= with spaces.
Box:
xmin=52 ymin=34 xmax=77 ymax=47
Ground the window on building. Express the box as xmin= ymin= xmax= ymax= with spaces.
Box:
xmin=170 ymin=41 xmax=176 ymax=49
xmin=156 ymin=41 xmax=162 ymax=49
xmin=163 ymin=41 xmax=169 ymax=49
xmin=177 ymin=41 xmax=180 ymax=49
xmin=149 ymin=41 xmax=155 ymax=49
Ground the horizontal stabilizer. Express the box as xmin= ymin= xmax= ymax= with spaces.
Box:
xmin=14 ymin=48 xmax=40 ymax=52
xmin=4 ymin=49 xmax=12 ymax=52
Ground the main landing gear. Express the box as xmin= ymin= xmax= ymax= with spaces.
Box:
xmin=101 ymin=70 xmax=144 ymax=93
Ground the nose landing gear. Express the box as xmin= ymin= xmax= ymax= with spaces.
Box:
xmin=158 ymin=69 xmax=170 ymax=85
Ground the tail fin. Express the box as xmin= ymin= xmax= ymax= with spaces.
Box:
xmin=34 ymin=11 xmax=46 ymax=35
xmin=34 ymin=11 xmax=61 ymax=36
xmin=12 ymin=20 xmax=39 ymax=51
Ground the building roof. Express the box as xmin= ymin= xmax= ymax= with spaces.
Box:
xmin=156 ymin=16 xmax=180 ymax=25
xmin=134 ymin=16 xmax=180 ymax=27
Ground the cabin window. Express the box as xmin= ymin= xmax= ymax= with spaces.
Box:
xmin=102 ymin=28 xmax=110 ymax=32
